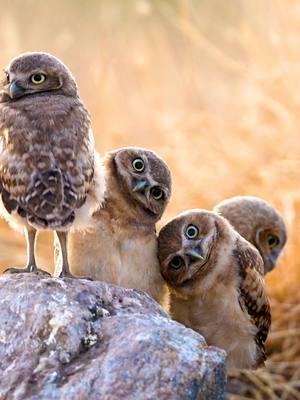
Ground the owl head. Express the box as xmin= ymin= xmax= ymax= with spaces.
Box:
xmin=105 ymin=147 xmax=172 ymax=224
xmin=158 ymin=209 xmax=232 ymax=290
xmin=214 ymin=196 xmax=287 ymax=274
xmin=0 ymin=52 xmax=77 ymax=102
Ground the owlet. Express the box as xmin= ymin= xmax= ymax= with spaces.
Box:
xmin=66 ymin=147 xmax=172 ymax=309
xmin=158 ymin=209 xmax=271 ymax=370
xmin=0 ymin=52 xmax=105 ymax=277
xmin=214 ymin=196 xmax=287 ymax=274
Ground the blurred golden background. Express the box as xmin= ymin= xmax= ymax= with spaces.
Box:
xmin=0 ymin=1 xmax=299 ymax=397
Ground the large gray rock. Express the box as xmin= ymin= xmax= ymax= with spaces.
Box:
xmin=0 ymin=274 xmax=226 ymax=400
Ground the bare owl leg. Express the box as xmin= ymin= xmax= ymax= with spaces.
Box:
xmin=56 ymin=231 xmax=91 ymax=280
xmin=4 ymin=227 xmax=50 ymax=275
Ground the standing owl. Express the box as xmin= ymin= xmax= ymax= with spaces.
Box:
xmin=0 ymin=52 xmax=105 ymax=277
xmin=66 ymin=147 xmax=172 ymax=309
xmin=214 ymin=196 xmax=287 ymax=274
xmin=158 ymin=209 xmax=271 ymax=370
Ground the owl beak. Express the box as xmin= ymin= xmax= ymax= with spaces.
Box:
xmin=265 ymin=253 xmax=277 ymax=272
xmin=9 ymin=80 xmax=25 ymax=99
xmin=132 ymin=179 xmax=148 ymax=193
xmin=185 ymin=247 xmax=205 ymax=261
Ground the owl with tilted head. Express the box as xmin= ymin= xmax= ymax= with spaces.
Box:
xmin=67 ymin=146 xmax=172 ymax=310
xmin=214 ymin=196 xmax=287 ymax=274
xmin=158 ymin=209 xmax=271 ymax=371
xmin=0 ymin=52 xmax=105 ymax=277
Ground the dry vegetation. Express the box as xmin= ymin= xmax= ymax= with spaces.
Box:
xmin=0 ymin=0 xmax=299 ymax=398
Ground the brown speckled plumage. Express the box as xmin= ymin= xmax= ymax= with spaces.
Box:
xmin=214 ymin=196 xmax=287 ymax=274
xmin=233 ymin=240 xmax=271 ymax=366
xmin=158 ymin=209 xmax=271 ymax=370
xmin=0 ymin=52 xmax=105 ymax=276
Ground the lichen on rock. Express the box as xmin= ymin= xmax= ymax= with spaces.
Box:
xmin=0 ymin=274 xmax=226 ymax=400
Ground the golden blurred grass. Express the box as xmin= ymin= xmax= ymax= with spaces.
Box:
xmin=0 ymin=1 xmax=299 ymax=397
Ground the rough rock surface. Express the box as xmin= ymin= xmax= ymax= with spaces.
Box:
xmin=0 ymin=274 xmax=226 ymax=400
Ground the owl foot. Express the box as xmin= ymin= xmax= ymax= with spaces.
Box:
xmin=4 ymin=265 xmax=50 ymax=276
xmin=58 ymin=271 xmax=93 ymax=280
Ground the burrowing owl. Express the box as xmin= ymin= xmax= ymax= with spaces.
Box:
xmin=0 ymin=52 xmax=105 ymax=277
xmin=158 ymin=209 xmax=271 ymax=370
xmin=214 ymin=196 xmax=287 ymax=274
xmin=66 ymin=147 xmax=172 ymax=309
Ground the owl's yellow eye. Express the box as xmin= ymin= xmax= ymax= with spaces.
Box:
xmin=132 ymin=158 xmax=145 ymax=173
xmin=31 ymin=73 xmax=46 ymax=84
xmin=267 ymin=234 xmax=279 ymax=249
xmin=151 ymin=186 xmax=164 ymax=201
xmin=186 ymin=225 xmax=199 ymax=239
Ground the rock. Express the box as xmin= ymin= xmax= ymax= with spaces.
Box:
xmin=0 ymin=274 xmax=226 ymax=400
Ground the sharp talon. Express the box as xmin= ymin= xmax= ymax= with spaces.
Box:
xmin=4 ymin=267 xmax=31 ymax=274
xmin=59 ymin=273 xmax=93 ymax=280
xmin=3 ymin=266 xmax=50 ymax=276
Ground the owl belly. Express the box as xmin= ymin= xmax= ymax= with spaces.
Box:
xmin=198 ymin=303 xmax=258 ymax=370
xmin=170 ymin=283 xmax=258 ymax=370
xmin=68 ymin=226 xmax=121 ymax=282
xmin=68 ymin=226 xmax=169 ymax=310
xmin=118 ymin=235 xmax=169 ymax=308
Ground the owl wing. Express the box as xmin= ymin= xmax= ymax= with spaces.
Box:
xmin=0 ymin=122 xmax=94 ymax=229
xmin=233 ymin=239 xmax=271 ymax=366
xmin=24 ymin=127 xmax=95 ymax=229
xmin=0 ymin=130 xmax=30 ymax=217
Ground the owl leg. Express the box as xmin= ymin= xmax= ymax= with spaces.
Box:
xmin=56 ymin=231 xmax=91 ymax=280
xmin=4 ymin=227 xmax=50 ymax=275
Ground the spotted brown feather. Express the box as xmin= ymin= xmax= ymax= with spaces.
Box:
xmin=234 ymin=240 xmax=271 ymax=366
xmin=0 ymin=92 xmax=94 ymax=230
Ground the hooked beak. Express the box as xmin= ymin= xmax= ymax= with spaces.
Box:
xmin=265 ymin=253 xmax=278 ymax=273
xmin=132 ymin=179 xmax=148 ymax=193
xmin=9 ymin=80 xmax=25 ymax=99
xmin=185 ymin=247 xmax=205 ymax=261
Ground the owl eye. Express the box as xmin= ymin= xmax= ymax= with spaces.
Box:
xmin=267 ymin=234 xmax=279 ymax=249
xmin=185 ymin=225 xmax=199 ymax=239
xmin=31 ymin=73 xmax=46 ymax=85
xmin=132 ymin=158 xmax=145 ymax=173
xmin=169 ymin=255 xmax=184 ymax=270
xmin=150 ymin=186 xmax=164 ymax=201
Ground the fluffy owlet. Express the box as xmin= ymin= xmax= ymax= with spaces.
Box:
xmin=158 ymin=209 xmax=271 ymax=370
xmin=214 ymin=196 xmax=287 ymax=274
xmin=66 ymin=147 xmax=172 ymax=309
xmin=0 ymin=52 xmax=105 ymax=277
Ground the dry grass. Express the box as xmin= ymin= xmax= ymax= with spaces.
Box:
xmin=0 ymin=1 xmax=299 ymax=398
